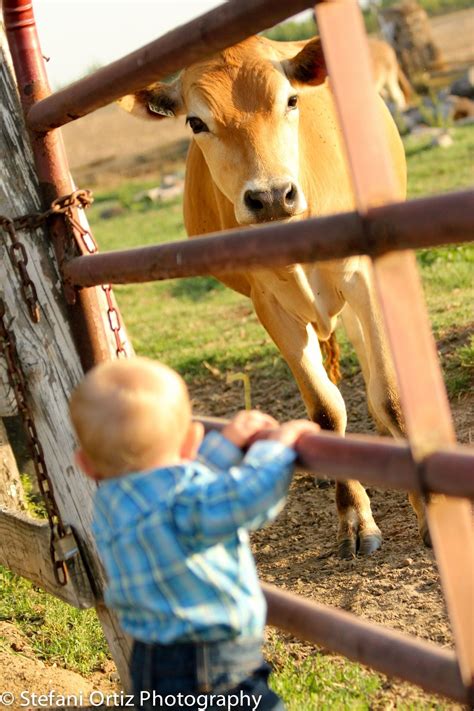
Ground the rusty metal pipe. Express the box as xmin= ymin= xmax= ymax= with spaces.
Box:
xmin=262 ymin=583 xmax=467 ymax=703
xmin=425 ymin=449 xmax=474 ymax=498
xmin=296 ymin=432 xmax=474 ymax=498
xmin=63 ymin=190 xmax=474 ymax=288
xmin=199 ymin=418 xmax=474 ymax=498
xmin=27 ymin=0 xmax=315 ymax=132
xmin=3 ymin=0 xmax=116 ymax=369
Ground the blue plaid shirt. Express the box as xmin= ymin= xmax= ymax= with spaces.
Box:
xmin=92 ymin=430 xmax=296 ymax=644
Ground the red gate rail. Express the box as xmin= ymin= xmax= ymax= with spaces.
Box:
xmin=23 ymin=0 xmax=315 ymax=132
xmin=263 ymin=583 xmax=467 ymax=703
xmin=199 ymin=418 xmax=474 ymax=498
xmin=63 ymin=190 xmax=474 ymax=288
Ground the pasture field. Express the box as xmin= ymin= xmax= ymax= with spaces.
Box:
xmin=0 ymin=125 xmax=472 ymax=708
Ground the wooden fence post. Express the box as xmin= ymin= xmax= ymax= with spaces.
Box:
xmin=0 ymin=420 xmax=26 ymax=511
xmin=0 ymin=22 xmax=132 ymax=688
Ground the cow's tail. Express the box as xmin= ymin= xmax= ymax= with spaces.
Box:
xmin=320 ymin=332 xmax=341 ymax=385
xmin=397 ymin=65 xmax=414 ymax=105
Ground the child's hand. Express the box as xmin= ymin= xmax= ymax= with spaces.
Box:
xmin=222 ymin=410 xmax=279 ymax=449
xmin=254 ymin=420 xmax=320 ymax=448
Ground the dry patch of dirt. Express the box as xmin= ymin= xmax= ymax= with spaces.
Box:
xmin=0 ymin=623 xmax=119 ymax=710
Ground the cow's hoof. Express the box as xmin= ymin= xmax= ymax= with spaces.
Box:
xmin=338 ymin=538 xmax=357 ymax=559
xmin=420 ymin=523 xmax=432 ymax=548
xmin=358 ymin=532 xmax=383 ymax=556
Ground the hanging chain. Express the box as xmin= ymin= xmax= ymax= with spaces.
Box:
xmin=0 ymin=188 xmax=127 ymax=357
xmin=0 ymin=188 xmax=127 ymax=588
xmin=59 ymin=196 xmax=127 ymax=358
xmin=0 ymin=217 xmax=41 ymax=323
xmin=8 ymin=189 xmax=93 ymax=231
xmin=0 ymin=190 xmax=93 ymax=324
xmin=0 ymin=297 xmax=68 ymax=585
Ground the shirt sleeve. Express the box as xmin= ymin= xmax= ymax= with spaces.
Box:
xmin=173 ymin=439 xmax=297 ymax=545
xmin=197 ymin=430 xmax=244 ymax=471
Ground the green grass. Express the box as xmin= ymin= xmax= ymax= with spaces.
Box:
xmin=0 ymin=567 xmax=108 ymax=675
xmin=0 ymin=478 xmax=107 ymax=674
xmin=405 ymin=126 xmax=474 ymax=198
xmin=265 ymin=636 xmax=448 ymax=710
xmin=271 ymin=653 xmax=383 ymax=710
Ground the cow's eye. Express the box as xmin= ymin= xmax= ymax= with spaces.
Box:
xmin=186 ymin=117 xmax=209 ymax=134
xmin=287 ymin=95 xmax=298 ymax=109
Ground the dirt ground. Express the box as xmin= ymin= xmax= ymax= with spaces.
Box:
xmin=0 ymin=622 xmax=119 ymax=706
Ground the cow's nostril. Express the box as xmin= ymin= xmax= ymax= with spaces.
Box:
xmin=284 ymin=183 xmax=297 ymax=206
xmin=244 ymin=190 xmax=264 ymax=212
xmin=243 ymin=183 xmax=300 ymax=220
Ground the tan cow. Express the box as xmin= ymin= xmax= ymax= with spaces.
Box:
xmin=119 ymin=36 xmax=429 ymax=557
xmin=369 ymin=37 xmax=412 ymax=111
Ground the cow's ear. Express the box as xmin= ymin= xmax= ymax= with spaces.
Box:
xmin=284 ymin=37 xmax=327 ymax=87
xmin=117 ymin=79 xmax=184 ymax=120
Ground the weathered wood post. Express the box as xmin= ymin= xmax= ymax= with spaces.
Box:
xmin=0 ymin=420 xmax=26 ymax=510
xmin=0 ymin=21 xmax=132 ymax=687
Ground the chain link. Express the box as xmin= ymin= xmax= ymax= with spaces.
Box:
xmin=0 ymin=190 xmax=93 ymax=324
xmin=0 ymin=297 xmax=68 ymax=585
xmin=1 ymin=189 xmax=127 ymax=357
xmin=102 ymin=285 xmax=127 ymax=358
xmin=0 ymin=217 xmax=40 ymax=322
xmin=59 ymin=196 xmax=127 ymax=358
xmin=11 ymin=189 xmax=93 ymax=232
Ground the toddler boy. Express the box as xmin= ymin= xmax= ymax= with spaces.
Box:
xmin=69 ymin=357 xmax=319 ymax=710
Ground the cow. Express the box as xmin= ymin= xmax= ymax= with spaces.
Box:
xmin=118 ymin=35 xmax=429 ymax=557
xmin=369 ymin=37 xmax=413 ymax=111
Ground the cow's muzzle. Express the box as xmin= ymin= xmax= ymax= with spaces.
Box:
xmin=243 ymin=181 xmax=303 ymax=222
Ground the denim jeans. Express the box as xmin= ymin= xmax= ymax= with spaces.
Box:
xmin=130 ymin=637 xmax=285 ymax=710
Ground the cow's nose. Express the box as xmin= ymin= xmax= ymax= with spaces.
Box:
xmin=244 ymin=182 xmax=299 ymax=221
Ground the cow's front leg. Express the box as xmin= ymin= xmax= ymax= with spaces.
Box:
xmin=341 ymin=266 xmax=431 ymax=547
xmin=252 ymin=290 xmax=382 ymax=558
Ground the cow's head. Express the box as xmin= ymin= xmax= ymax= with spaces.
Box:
xmin=119 ymin=37 xmax=327 ymax=225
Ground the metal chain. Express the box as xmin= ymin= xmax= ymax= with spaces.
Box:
xmin=0 ymin=188 xmax=127 ymax=590
xmin=0 ymin=297 xmax=68 ymax=586
xmin=102 ymin=284 xmax=127 ymax=358
xmin=10 ymin=189 xmax=94 ymax=232
xmin=0 ymin=190 xmax=93 ymax=324
xmin=0 ymin=217 xmax=41 ymax=323
xmin=60 ymin=198 xmax=127 ymax=358
xmin=0 ymin=188 xmax=127 ymax=357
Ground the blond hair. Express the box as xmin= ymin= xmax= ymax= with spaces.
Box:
xmin=69 ymin=357 xmax=191 ymax=477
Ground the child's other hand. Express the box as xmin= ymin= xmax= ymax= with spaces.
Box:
xmin=222 ymin=410 xmax=279 ymax=449
xmin=255 ymin=420 xmax=320 ymax=448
